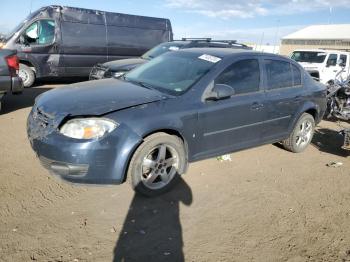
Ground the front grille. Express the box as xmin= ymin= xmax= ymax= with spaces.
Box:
xmin=28 ymin=107 xmax=57 ymax=139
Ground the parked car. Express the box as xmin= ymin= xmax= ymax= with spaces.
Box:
xmin=0 ymin=49 xmax=23 ymax=111
xmin=1 ymin=6 xmax=172 ymax=87
xmin=27 ymin=48 xmax=327 ymax=196
xmin=291 ymin=49 xmax=350 ymax=85
xmin=89 ymin=38 xmax=251 ymax=80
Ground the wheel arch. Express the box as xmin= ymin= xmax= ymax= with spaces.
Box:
xmin=122 ymin=128 xmax=189 ymax=183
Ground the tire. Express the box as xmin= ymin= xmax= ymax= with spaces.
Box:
xmin=127 ymin=132 xmax=186 ymax=197
xmin=282 ymin=113 xmax=315 ymax=153
xmin=19 ymin=64 xmax=35 ymax=88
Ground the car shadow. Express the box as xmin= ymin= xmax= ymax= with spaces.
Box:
xmin=113 ymin=177 xmax=192 ymax=262
xmin=0 ymin=87 xmax=52 ymax=115
xmin=312 ymin=128 xmax=349 ymax=157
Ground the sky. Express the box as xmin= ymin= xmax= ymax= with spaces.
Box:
xmin=1 ymin=0 xmax=350 ymax=45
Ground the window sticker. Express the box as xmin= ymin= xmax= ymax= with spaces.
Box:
xmin=198 ymin=54 xmax=221 ymax=63
xmin=168 ymin=46 xmax=180 ymax=51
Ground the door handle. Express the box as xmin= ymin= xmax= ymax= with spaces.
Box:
xmin=251 ymin=102 xmax=264 ymax=110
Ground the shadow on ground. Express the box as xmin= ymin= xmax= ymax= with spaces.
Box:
xmin=113 ymin=177 xmax=192 ymax=262
xmin=312 ymin=128 xmax=349 ymax=157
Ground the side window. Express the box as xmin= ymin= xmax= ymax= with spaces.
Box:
xmin=265 ymin=59 xmax=293 ymax=90
xmin=21 ymin=20 xmax=55 ymax=45
xmin=215 ymin=59 xmax=260 ymax=95
xmin=340 ymin=54 xmax=347 ymax=65
xmin=292 ymin=64 xmax=302 ymax=86
xmin=327 ymin=54 xmax=337 ymax=67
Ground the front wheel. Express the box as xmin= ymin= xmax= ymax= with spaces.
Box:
xmin=19 ymin=64 xmax=35 ymax=88
xmin=282 ymin=113 xmax=315 ymax=153
xmin=127 ymin=133 xmax=187 ymax=197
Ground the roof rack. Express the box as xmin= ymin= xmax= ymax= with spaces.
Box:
xmin=180 ymin=38 xmax=248 ymax=46
xmin=181 ymin=38 xmax=212 ymax=42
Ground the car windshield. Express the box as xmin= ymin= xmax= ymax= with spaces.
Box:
xmin=291 ymin=51 xmax=327 ymax=63
xmin=141 ymin=42 xmax=185 ymax=60
xmin=125 ymin=52 xmax=220 ymax=95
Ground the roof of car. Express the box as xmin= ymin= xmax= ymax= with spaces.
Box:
xmin=179 ymin=47 xmax=258 ymax=57
xmin=177 ymin=48 xmax=295 ymax=62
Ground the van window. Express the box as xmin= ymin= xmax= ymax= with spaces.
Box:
xmin=22 ymin=20 xmax=55 ymax=45
xmin=215 ymin=59 xmax=260 ymax=95
xmin=292 ymin=64 xmax=302 ymax=86
xmin=265 ymin=60 xmax=293 ymax=89
xmin=327 ymin=54 xmax=337 ymax=67
xmin=340 ymin=54 xmax=347 ymax=66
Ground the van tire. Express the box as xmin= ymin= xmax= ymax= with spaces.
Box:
xmin=19 ymin=64 xmax=35 ymax=88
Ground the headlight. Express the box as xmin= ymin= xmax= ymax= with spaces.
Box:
xmin=60 ymin=118 xmax=118 ymax=140
xmin=113 ymin=71 xmax=126 ymax=78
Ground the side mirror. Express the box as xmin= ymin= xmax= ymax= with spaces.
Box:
xmin=19 ymin=35 xmax=29 ymax=46
xmin=206 ymin=84 xmax=235 ymax=101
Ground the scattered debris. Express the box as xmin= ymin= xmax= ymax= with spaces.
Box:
xmin=326 ymin=161 xmax=343 ymax=168
xmin=164 ymin=252 xmax=171 ymax=256
xmin=152 ymin=209 xmax=158 ymax=214
xmin=30 ymin=254 xmax=36 ymax=261
xmin=131 ymin=219 xmax=135 ymax=223
xmin=73 ymin=259 xmax=79 ymax=262
xmin=12 ymin=228 xmax=17 ymax=232
xmin=216 ymin=154 xmax=232 ymax=162
xmin=139 ymin=230 xmax=146 ymax=235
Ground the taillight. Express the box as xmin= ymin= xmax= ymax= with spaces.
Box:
xmin=6 ymin=55 xmax=19 ymax=77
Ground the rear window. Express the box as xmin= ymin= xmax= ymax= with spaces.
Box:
xmin=265 ymin=60 xmax=293 ymax=90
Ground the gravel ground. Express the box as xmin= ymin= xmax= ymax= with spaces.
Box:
xmin=0 ymin=85 xmax=350 ymax=262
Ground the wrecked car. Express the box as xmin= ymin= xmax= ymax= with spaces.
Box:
xmin=0 ymin=49 xmax=23 ymax=110
xmin=27 ymin=48 xmax=327 ymax=196
xmin=1 ymin=5 xmax=173 ymax=87
xmin=89 ymin=38 xmax=251 ymax=80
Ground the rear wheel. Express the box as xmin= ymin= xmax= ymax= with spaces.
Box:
xmin=282 ymin=113 xmax=315 ymax=153
xmin=128 ymin=133 xmax=186 ymax=197
xmin=19 ymin=64 xmax=35 ymax=88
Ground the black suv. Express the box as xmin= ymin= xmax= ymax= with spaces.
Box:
xmin=89 ymin=38 xmax=251 ymax=80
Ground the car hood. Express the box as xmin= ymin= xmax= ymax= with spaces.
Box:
xmin=103 ymin=58 xmax=147 ymax=72
xmin=35 ymin=79 xmax=168 ymax=117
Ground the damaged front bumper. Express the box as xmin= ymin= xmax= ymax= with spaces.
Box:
xmin=27 ymin=107 xmax=142 ymax=185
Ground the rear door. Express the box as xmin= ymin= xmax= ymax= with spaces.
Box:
xmin=262 ymin=58 xmax=304 ymax=141
xmin=195 ymin=57 xmax=266 ymax=159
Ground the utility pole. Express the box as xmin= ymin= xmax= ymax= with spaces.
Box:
xmin=30 ymin=0 xmax=33 ymax=13
xmin=273 ymin=19 xmax=280 ymax=54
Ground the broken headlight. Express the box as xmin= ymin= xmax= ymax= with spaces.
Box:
xmin=60 ymin=118 xmax=118 ymax=140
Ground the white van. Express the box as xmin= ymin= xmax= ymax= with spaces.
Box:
xmin=291 ymin=49 xmax=350 ymax=84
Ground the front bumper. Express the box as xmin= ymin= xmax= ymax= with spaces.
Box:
xmin=27 ymin=109 xmax=142 ymax=185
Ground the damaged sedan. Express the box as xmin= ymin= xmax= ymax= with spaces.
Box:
xmin=27 ymin=48 xmax=327 ymax=196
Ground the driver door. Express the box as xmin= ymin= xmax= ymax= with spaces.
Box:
xmin=18 ymin=19 xmax=63 ymax=76
xmin=195 ymin=58 xmax=267 ymax=159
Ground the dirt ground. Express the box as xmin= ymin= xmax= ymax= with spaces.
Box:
xmin=1 ymin=84 xmax=350 ymax=262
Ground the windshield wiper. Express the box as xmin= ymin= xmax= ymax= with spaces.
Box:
xmin=125 ymin=78 xmax=154 ymax=90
